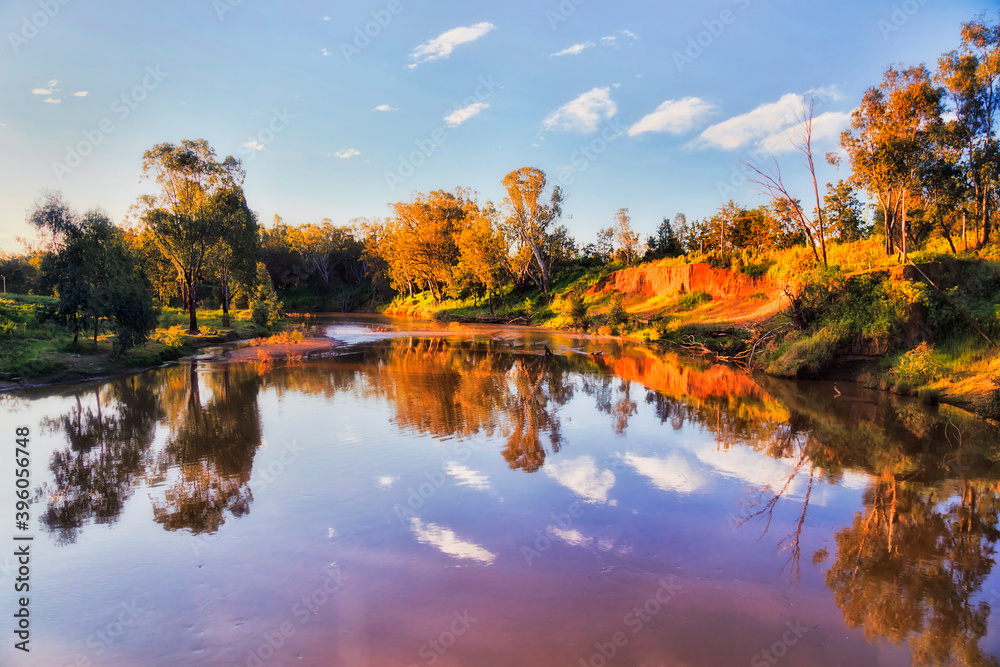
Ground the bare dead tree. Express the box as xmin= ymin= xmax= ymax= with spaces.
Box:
xmin=744 ymin=99 xmax=829 ymax=267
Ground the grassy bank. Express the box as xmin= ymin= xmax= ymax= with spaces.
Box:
xmin=0 ymin=293 xmax=269 ymax=387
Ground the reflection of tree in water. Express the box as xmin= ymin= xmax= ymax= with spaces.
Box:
xmin=757 ymin=378 xmax=1000 ymax=665
xmin=825 ymin=478 xmax=1000 ymax=666
xmin=501 ymin=355 xmax=574 ymax=473
xmin=40 ymin=376 xmax=163 ymax=544
xmin=149 ymin=363 xmax=262 ymax=534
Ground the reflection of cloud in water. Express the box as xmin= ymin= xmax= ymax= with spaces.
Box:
xmin=544 ymin=456 xmax=615 ymax=504
xmin=409 ymin=518 xmax=495 ymax=564
xmin=444 ymin=461 xmax=491 ymax=491
xmin=622 ymin=453 xmax=706 ymax=494
xmin=548 ymin=526 xmax=591 ymax=547
xmin=376 ymin=475 xmax=398 ymax=489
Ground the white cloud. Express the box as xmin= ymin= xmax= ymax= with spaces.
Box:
xmin=334 ymin=148 xmax=360 ymax=158
xmin=444 ymin=461 xmax=491 ymax=491
xmin=322 ymin=15 xmax=330 ymax=21
xmin=243 ymin=140 xmax=265 ymax=151
xmin=444 ymin=101 xmax=489 ymax=127
xmin=373 ymin=104 xmax=398 ymax=112
xmin=622 ymin=453 xmax=706 ymax=494
xmin=550 ymin=41 xmax=594 ymax=57
xmin=758 ymin=111 xmax=852 ymax=153
xmin=408 ymin=22 xmax=495 ymax=68
xmin=409 ymin=518 xmax=495 ymax=564
xmin=43 ymin=98 xmax=61 ymax=104
xmin=73 ymin=91 xmax=88 ymax=97
xmin=321 ymin=48 xmax=330 ymax=56
xmin=32 ymin=88 xmax=54 ymax=95
xmin=544 ymin=456 xmax=615 ymax=504
xmin=696 ymin=93 xmax=806 ymax=150
xmin=600 ymin=29 xmax=638 ymax=46
xmin=376 ymin=475 xmax=398 ymax=489
xmin=543 ymin=87 xmax=617 ymax=133
xmin=628 ymin=96 xmax=715 ymax=137
xmin=548 ymin=526 xmax=592 ymax=547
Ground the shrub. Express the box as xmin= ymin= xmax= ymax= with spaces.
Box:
xmin=164 ymin=325 xmax=186 ymax=347
xmin=891 ymin=342 xmax=943 ymax=386
xmin=565 ymin=292 xmax=588 ymax=328
xmin=607 ymin=294 xmax=627 ymax=326
xmin=766 ymin=327 xmax=842 ymax=377
xmin=676 ymin=290 xmax=712 ymax=311
xmin=250 ymin=262 xmax=284 ymax=327
xmin=982 ymin=377 xmax=1000 ymax=421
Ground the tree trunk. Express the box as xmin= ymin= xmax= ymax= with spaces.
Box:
xmin=186 ymin=272 xmax=199 ymax=334
xmin=901 ymin=189 xmax=907 ymax=264
xmin=220 ymin=268 xmax=231 ymax=328
xmin=93 ymin=316 xmax=99 ymax=352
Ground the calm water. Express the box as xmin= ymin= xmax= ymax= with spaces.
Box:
xmin=3 ymin=317 xmax=1000 ymax=666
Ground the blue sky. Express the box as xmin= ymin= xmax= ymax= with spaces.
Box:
xmin=0 ymin=0 xmax=990 ymax=252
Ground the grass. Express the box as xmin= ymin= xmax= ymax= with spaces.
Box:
xmin=0 ymin=295 xmax=270 ymax=384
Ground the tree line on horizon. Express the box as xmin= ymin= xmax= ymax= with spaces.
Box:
xmin=2 ymin=14 xmax=996 ymax=348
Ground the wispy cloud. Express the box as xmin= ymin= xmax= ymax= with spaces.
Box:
xmin=444 ymin=461 xmax=491 ymax=491
xmin=408 ymin=22 xmax=495 ymax=68
xmin=409 ymin=517 xmax=495 ymax=564
xmin=550 ymin=41 xmax=594 ymax=57
xmin=543 ymin=87 xmax=617 ymax=133
xmin=321 ymin=48 xmax=330 ymax=56
xmin=444 ymin=101 xmax=489 ymax=127
xmin=758 ymin=110 xmax=852 ymax=153
xmin=43 ymin=98 xmax=61 ymax=104
xmin=33 ymin=79 xmax=61 ymax=103
xmin=601 ymin=29 xmax=639 ymax=46
xmin=73 ymin=91 xmax=88 ymax=97
xmin=334 ymin=148 xmax=360 ymax=158
xmin=243 ymin=140 xmax=265 ymax=151
xmin=628 ymin=96 xmax=715 ymax=137
xmin=695 ymin=93 xmax=806 ymax=150
xmin=373 ymin=104 xmax=398 ymax=112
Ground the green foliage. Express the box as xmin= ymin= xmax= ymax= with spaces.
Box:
xmin=890 ymin=342 xmax=944 ymax=386
xmin=163 ymin=325 xmax=187 ymax=347
xmin=766 ymin=327 xmax=843 ymax=377
xmin=982 ymin=377 xmax=1000 ymax=421
xmin=675 ymin=290 xmax=712 ymax=311
xmin=565 ymin=291 xmax=588 ymax=328
xmin=250 ymin=262 xmax=284 ymax=327
xmin=606 ymin=294 xmax=627 ymax=326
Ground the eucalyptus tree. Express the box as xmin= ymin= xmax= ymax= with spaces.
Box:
xmin=501 ymin=167 xmax=563 ymax=294
xmin=135 ymin=139 xmax=249 ymax=333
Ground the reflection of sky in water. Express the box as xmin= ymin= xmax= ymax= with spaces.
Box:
xmin=4 ymin=328 xmax=1000 ymax=666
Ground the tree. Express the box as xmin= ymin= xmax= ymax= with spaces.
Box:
xmin=501 ymin=167 xmax=563 ymax=293
xmin=646 ymin=216 xmax=684 ymax=260
xmin=614 ymin=208 xmax=640 ymax=265
xmin=135 ymin=139 xmax=249 ymax=333
xmin=204 ymin=188 xmax=258 ymax=327
xmin=456 ymin=201 xmax=510 ymax=312
xmin=595 ymin=227 xmax=615 ymax=263
xmin=824 ymin=180 xmax=869 ymax=242
xmin=841 ymin=66 xmax=943 ymax=259
xmin=747 ymin=101 xmax=833 ymax=266
xmin=30 ymin=192 xmax=155 ymax=353
xmin=937 ymin=15 xmax=1000 ymax=249
xmin=250 ymin=261 xmax=283 ymax=327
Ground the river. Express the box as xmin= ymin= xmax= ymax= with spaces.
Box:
xmin=2 ymin=316 xmax=1000 ymax=666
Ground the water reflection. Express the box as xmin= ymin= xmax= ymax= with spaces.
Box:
xmin=29 ymin=331 xmax=1000 ymax=664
